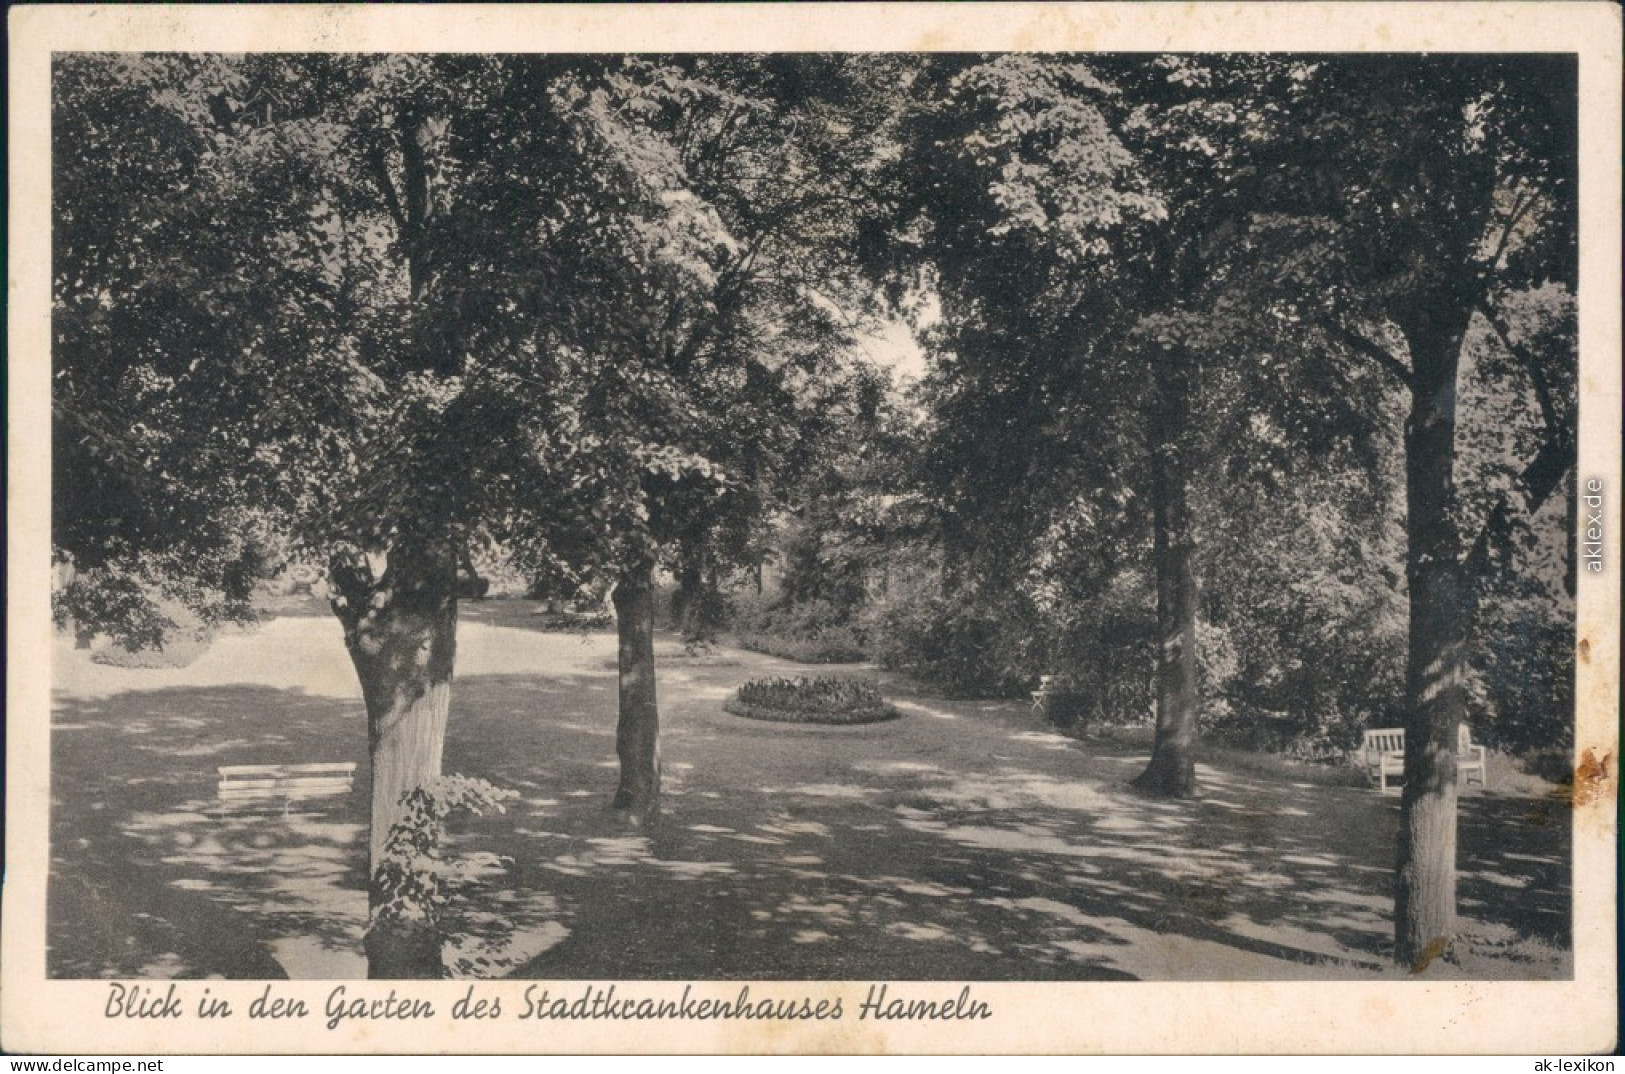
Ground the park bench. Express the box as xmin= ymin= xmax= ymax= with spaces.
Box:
xmin=1361 ymin=725 xmax=1488 ymax=794
xmin=216 ymin=762 xmax=357 ymax=810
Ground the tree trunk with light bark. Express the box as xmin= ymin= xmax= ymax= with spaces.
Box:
xmin=330 ymin=538 xmax=458 ymax=979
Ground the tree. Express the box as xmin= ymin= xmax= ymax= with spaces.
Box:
xmin=512 ymin=57 xmax=902 ymax=820
xmin=888 ymin=55 xmax=1168 ymax=707
xmin=898 ymin=55 xmax=1385 ymax=793
xmin=54 ymin=50 xmax=1578 ymax=979
xmin=1286 ymin=55 xmax=1578 ymax=966
xmin=898 ymin=51 xmax=1576 ymax=956
xmin=52 ymin=53 xmax=621 ymax=976
xmin=52 ymin=55 xmax=302 ymax=649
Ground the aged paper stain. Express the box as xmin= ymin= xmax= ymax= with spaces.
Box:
xmin=1570 ymin=747 xmax=1613 ymax=808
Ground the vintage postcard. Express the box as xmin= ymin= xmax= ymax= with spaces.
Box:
xmin=5 ymin=2 xmax=1620 ymax=1055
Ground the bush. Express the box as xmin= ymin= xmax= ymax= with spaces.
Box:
xmin=1472 ymin=586 xmax=1574 ymax=753
xmin=367 ymin=774 xmax=519 ymax=978
xmin=864 ymin=585 xmax=1041 ymax=698
xmin=1517 ymin=747 xmax=1572 ymax=785
xmin=733 ymin=596 xmax=870 ymax=664
xmin=724 ymin=676 xmax=900 ymax=725
xmin=84 ymin=594 xmax=219 ymax=669
xmin=736 ymin=629 xmax=867 ymax=664
xmin=1034 ymin=685 xmax=1095 ymax=729
xmin=528 ymin=607 xmax=615 ymax=632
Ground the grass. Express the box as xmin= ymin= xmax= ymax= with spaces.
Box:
xmin=46 ymin=603 xmax=1573 ymax=983
xmin=88 ymin=630 xmax=217 ymax=670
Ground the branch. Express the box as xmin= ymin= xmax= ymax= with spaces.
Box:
xmin=1477 ymin=295 xmax=1560 ymax=433
xmin=1319 ymin=316 xmax=1412 ymax=389
xmin=326 ymin=549 xmax=380 ymax=627
xmin=367 ymin=143 xmax=407 ymax=232
xmin=1461 ymin=430 xmax=1573 ymax=589
xmin=668 ymin=236 xmax=767 ymax=374
xmin=1485 ymin=184 xmax=1538 ymax=276
xmin=801 ymin=283 xmax=876 ymax=347
xmin=1461 ymin=292 xmax=1577 ymax=594
xmin=1467 ymin=184 xmax=1543 ymax=311
xmin=660 ymin=298 xmax=688 ymax=368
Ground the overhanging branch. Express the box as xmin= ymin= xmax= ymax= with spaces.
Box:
xmin=1485 ymin=184 xmax=1538 ymax=277
xmin=367 ymin=144 xmax=407 ymax=232
xmin=1477 ymin=295 xmax=1562 ymax=434
xmin=1461 ymin=292 xmax=1576 ymax=591
xmin=1460 ymin=431 xmax=1573 ymax=593
xmin=1319 ymin=316 xmax=1413 ymax=389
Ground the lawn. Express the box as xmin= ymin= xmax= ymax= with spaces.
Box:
xmin=48 ymin=601 xmax=1571 ymax=981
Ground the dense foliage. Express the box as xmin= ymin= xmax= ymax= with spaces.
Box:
xmin=55 ymin=52 xmax=1577 ymax=970
xmin=730 ymin=55 xmax=1574 ymax=766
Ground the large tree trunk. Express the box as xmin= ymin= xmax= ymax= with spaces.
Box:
xmin=611 ymin=553 xmax=661 ymax=822
xmin=328 ymin=100 xmax=461 ymax=979
xmin=1134 ymin=356 xmax=1200 ymax=798
xmin=331 ymin=539 xmax=458 ymax=979
xmin=1393 ymin=307 xmax=1472 ymax=969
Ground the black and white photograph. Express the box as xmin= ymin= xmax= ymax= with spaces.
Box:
xmin=5 ymin=2 xmax=1619 ymax=1055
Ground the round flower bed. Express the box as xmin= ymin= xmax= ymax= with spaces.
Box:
xmin=724 ymin=676 xmax=901 ymax=726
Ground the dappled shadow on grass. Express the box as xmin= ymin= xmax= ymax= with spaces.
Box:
xmin=493 ymin=662 xmax=1570 ymax=981
xmin=501 ymin=761 xmax=1390 ymax=981
xmin=49 ymin=621 xmax=1571 ymax=982
xmin=1455 ymin=793 xmax=1570 ymax=949
xmin=48 ymin=677 xmax=585 ymax=980
xmin=502 ymin=753 xmax=1568 ymax=981
xmin=50 ymin=686 xmax=369 ymax=978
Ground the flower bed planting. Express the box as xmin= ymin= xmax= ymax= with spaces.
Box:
xmin=724 ymin=675 xmax=900 ymax=725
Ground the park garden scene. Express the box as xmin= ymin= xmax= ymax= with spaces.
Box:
xmin=50 ymin=53 xmax=1577 ymax=982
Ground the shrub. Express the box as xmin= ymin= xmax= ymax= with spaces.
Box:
xmin=528 ymin=607 xmax=615 ymax=632
xmin=1472 ymin=590 xmax=1574 ymax=754
xmin=724 ymin=676 xmax=900 ymax=725
xmin=367 ymin=774 xmax=520 ymax=978
xmin=1034 ymin=684 xmax=1095 ymax=729
xmin=84 ymin=595 xmax=219 ymax=669
xmin=864 ymin=585 xmax=1041 ymax=698
xmin=735 ymin=629 xmax=867 ymax=664
xmin=733 ymin=597 xmax=870 ymax=664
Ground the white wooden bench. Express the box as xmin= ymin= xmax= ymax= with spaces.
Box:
xmin=217 ymin=762 xmax=357 ymax=807
xmin=1361 ymin=726 xmax=1487 ymax=793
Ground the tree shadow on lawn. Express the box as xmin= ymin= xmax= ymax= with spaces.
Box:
xmin=499 ymin=756 xmax=1570 ymax=981
xmin=48 ymin=676 xmax=598 ymax=980
xmin=50 ymin=686 xmax=370 ymax=978
xmin=48 ymin=660 xmax=1571 ymax=982
xmin=455 ymin=669 xmax=1571 ymax=982
xmin=1454 ymin=791 xmax=1571 ymax=954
